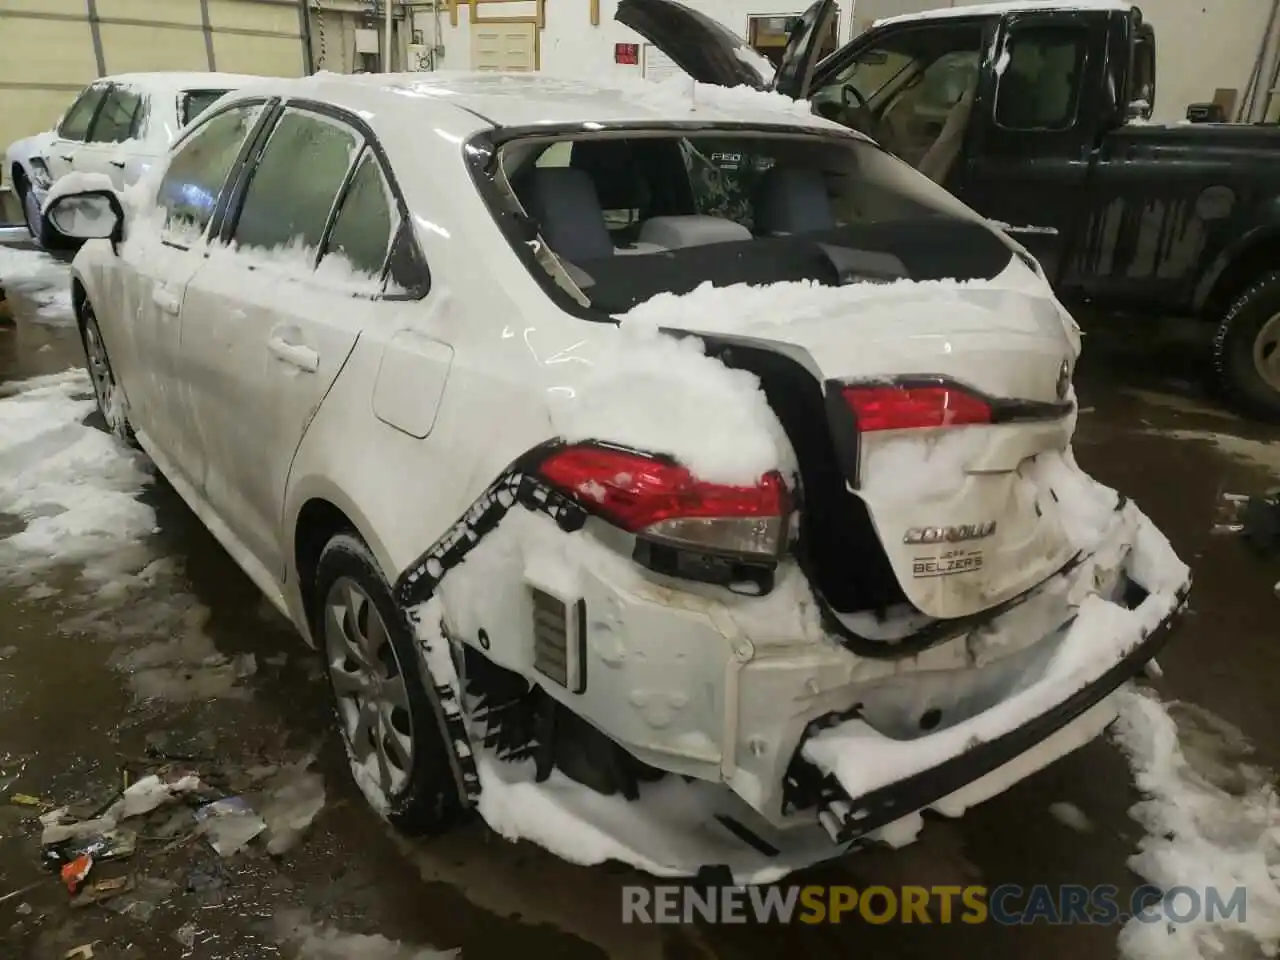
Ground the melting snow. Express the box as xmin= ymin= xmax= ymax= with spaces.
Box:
xmin=1114 ymin=688 xmax=1280 ymax=959
xmin=274 ymin=910 xmax=457 ymax=960
xmin=0 ymin=244 xmax=74 ymax=324
xmin=0 ymin=370 xmax=156 ymax=588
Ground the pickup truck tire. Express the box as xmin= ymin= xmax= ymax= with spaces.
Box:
xmin=1213 ymin=271 xmax=1280 ymax=423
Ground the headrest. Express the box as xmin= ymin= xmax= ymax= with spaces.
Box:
xmin=519 ymin=167 xmax=614 ymax=262
xmin=753 ymin=167 xmax=836 ymax=236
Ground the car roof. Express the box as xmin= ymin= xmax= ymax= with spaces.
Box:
xmin=243 ymin=70 xmax=853 ymax=135
xmin=873 ymin=0 xmax=1132 ymax=29
xmin=103 ymin=72 xmax=266 ymax=94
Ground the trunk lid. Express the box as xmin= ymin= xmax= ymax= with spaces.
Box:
xmin=671 ymin=280 xmax=1080 ymax=621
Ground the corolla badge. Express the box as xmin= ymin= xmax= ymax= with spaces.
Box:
xmin=1056 ymin=358 xmax=1072 ymax=400
xmin=903 ymin=522 xmax=997 ymax=545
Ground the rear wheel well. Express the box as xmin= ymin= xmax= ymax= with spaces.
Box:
xmin=10 ymin=164 xmax=26 ymax=192
xmin=295 ymin=498 xmax=357 ymax=629
xmin=1204 ymin=238 xmax=1280 ymax=320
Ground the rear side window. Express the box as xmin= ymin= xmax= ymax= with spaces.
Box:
xmin=231 ymin=109 xmax=359 ymax=255
xmin=89 ymin=86 xmax=143 ymax=143
xmin=181 ymin=89 xmax=230 ymax=127
xmin=995 ymin=25 xmax=1089 ymax=131
xmin=58 ymin=86 xmax=108 ymax=141
xmin=156 ymin=103 xmax=263 ymax=243
xmin=321 ymin=150 xmax=399 ymax=277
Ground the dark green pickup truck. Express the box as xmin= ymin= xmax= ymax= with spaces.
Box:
xmin=619 ymin=0 xmax=1280 ymax=421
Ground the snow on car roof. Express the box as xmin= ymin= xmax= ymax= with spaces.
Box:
xmin=873 ymin=0 xmax=1132 ymax=29
xmin=285 ymin=70 xmax=849 ymax=134
xmin=104 ymin=71 xmax=265 ymax=94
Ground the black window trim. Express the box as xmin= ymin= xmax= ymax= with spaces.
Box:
xmin=58 ymin=83 xmax=112 ymax=143
xmin=176 ymin=88 xmax=234 ymax=129
xmin=214 ymin=97 xmax=428 ymax=301
xmin=992 ymin=14 xmax=1092 ymax=133
xmin=811 ymin=16 xmax=996 ymax=95
xmin=157 ymin=96 xmax=278 ymax=253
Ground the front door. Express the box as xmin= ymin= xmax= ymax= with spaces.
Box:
xmin=122 ymin=100 xmax=270 ymax=488
xmin=951 ymin=11 xmax=1110 ymax=284
xmin=45 ymin=84 xmax=110 ymax=182
xmin=73 ymin=84 xmax=144 ymax=190
xmin=176 ymin=106 xmax=380 ymax=580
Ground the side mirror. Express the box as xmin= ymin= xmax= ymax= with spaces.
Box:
xmin=42 ymin=189 xmax=125 ymax=250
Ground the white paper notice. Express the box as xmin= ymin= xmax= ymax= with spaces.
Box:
xmin=643 ymin=44 xmax=684 ymax=83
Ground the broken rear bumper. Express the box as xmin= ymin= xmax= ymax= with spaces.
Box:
xmin=788 ymin=585 xmax=1187 ymax=847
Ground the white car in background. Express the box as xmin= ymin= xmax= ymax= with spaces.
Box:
xmin=44 ymin=57 xmax=1191 ymax=882
xmin=5 ymin=72 xmax=259 ymax=245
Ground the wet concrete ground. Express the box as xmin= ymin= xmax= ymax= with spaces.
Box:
xmin=0 ymin=243 xmax=1277 ymax=959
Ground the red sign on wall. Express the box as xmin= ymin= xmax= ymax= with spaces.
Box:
xmin=615 ymin=43 xmax=639 ymax=65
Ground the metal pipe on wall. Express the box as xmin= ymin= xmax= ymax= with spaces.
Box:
xmin=384 ymin=0 xmax=394 ymax=71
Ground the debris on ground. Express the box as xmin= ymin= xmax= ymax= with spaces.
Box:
xmin=1048 ymin=801 xmax=1094 ymax=833
xmin=259 ymin=761 xmax=326 ymax=856
xmin=60 ymin=854 xmax=93 ymax=894
xmin=195 ymin=796 xmax=267 ymax=856
xmin=71 ymin=875 xmax=133 ymax=908
xmin=273 ymin=909 xmax=460 ymax=960
xmin=64 ymin=944 xmax=97 ymax=960
xmin=9 ymin=792 xmax=49 ymax=808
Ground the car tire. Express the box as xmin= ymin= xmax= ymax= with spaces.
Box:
xmin=17 ymin=173 xmax=45 ymax=248
xmin=78 ymin=302 xmax=136 ymax=445
xmin=313 ymin=532 xmax=468 ymax=835
xmin=1213 ymin=271 xmax=1280 ymax=423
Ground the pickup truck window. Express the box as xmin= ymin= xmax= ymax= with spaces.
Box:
xmin=810 ymin=24 xmax=983 ymax=169
xmin=995 ymin=24 xmax=1089 ymax=131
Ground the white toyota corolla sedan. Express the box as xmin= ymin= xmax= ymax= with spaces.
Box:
xmin=5 ymin=72 xmax=259 ymax=245
xmin=43 ymin=61 xmax=1191 ymax=881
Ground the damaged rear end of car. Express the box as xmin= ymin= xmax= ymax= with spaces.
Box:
xmin=391 ymin=116 xmax=1191 ymax=881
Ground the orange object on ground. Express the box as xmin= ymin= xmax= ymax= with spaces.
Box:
xmin=60 ymin=854 xmax=92 ymax=893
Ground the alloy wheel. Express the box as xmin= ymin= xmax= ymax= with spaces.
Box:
xmin=1254 ymin=312 xmax=1280 ymax=394
xmin=323 ymin=576 xmax=416 ymax=798
xmin=82 ymin=313 xmax=121 ymax=432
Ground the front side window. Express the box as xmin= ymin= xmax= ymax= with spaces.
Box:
xmin=58 ymin=86 xmax=108 ymax=141
xmin=156 ymin=103 xmax=263 ymax=243
xmin=488 ymin=129 xmax=1010 ymax=316
xmin=995 ymin=25 xmax=1089 ymax=131
xmin=321 ymin=150 xmax=399 ymax=278
xmin=231 ymin=109 xmax=359 ymax=256
xmin=89 ymin=86 xmax=144 ymax=143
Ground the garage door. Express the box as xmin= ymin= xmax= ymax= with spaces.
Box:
xmin=0 ymin=0 xmax=306 ymax=168
xmin=470 ymin=22 xmax=536 ymax=71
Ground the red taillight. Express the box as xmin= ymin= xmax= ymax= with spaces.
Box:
xmin=842 ymin=385 xmax=991 ymax=432
xmin=539 ymin=444 xmax=786 ymax=531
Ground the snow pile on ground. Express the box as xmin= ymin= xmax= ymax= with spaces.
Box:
xmin=549 ymin=322 xmax=790 ymax=486
xmin=0 ymin=244 xmax=73 ymax=324
xmin=273 ymin=909 xmax=458 ymax=959
xmin=1114 ymin=688 xmax=1280 ymax=959
xmin=0 ymin=369 xmax=156 ymax=590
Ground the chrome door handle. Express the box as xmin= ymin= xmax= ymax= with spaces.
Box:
xmin=267 ymin=336 xmax=319 ymax=372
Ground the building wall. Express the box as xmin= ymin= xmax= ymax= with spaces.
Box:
xmin=423 ymin=0 xmax=1280 ymax=124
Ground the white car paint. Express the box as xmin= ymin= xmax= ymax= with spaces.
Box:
xmin=60 ymin=71 xmax=1190 ymax=878
xmin=4 ymin=72 xmax=260 ymax=240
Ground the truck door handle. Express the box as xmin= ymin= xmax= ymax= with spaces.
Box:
xmin=60 ymin=155 xmax=74 ymax=163
xmin=109 ymin=160 xmax=125 ymax=169
xmin=267 ymin=334 xmax=319 ymax=372
xmin=151 ymin=286 xmax=181 ymax=315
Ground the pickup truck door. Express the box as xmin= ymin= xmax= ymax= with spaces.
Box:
xmin=72 ymin=84 xmax=145 ymax=190
xmin=951 ymin=11 xmax=1111 ymax=285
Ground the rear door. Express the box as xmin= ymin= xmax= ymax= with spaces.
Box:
xmin=615 ymin=0 xmax=836 ymax=95
xmin=952 ymin=11 xmax=1109 ymax=283
xmin=73 ymin=84 xmax=145 ymax=189
xmin=176 ymin=104 xmax=384 ymax=580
